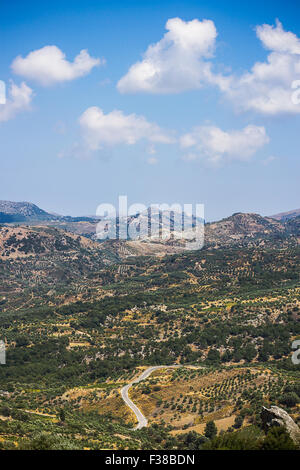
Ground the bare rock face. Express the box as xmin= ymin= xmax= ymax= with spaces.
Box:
xmin=261 ymin=406 xmax=300 ymax=444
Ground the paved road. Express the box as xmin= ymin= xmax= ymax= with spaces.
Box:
xmin=120 ymin=365 xmax=180 ymax=430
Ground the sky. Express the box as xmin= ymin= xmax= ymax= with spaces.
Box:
xmin=1 ymin=0 xmax=300 ymax=221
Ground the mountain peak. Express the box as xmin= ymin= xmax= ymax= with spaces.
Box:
xmin=0 ymin=200 xmax=54 ymax=223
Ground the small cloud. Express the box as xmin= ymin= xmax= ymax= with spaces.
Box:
xmin=0 ymin=80 xmax=33 ymax=122
xmin=12 ymin=45 xmax=101 ymax=86
xmin=180 ymin=124 xmax=269 ymax=165
xmin=79 ymin=106 xmax=175 ymax=150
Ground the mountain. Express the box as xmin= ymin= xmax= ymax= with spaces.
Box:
xmin=1 ymin=200 xmax=300 ymax=255
xmin=82 ymin=209 xmax=299 ymax=249
xmin=270 ymin=208 xmax=300 ymax=221
xmin=0 ymin=200 xmax=55 ymax=222
xmin=95 ymin=207 xmax=203 ymax=243
xmin=204 ymin=212 xmax=288 ymax=248
xmin=0 ymin=200 xmax=97 ymax=224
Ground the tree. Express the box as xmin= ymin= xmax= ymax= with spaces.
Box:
xmin=15 ymin=335 xmax=30 ymax=347
xmin=233 ymin=415 xmax=244 ymax=429
xmin=21 ymin=432 xmax=56 ymax=450
xmin=206 ymin=349 xmax=220 ymax=364
xmin=279 ymin=392 xmax=299 ymax=408
xmin=204 ymin=420 xmax=217 ymax=440
xmin=59 ymin=408 xmax=66 ymax=422
xmin=261 ymin=426 xmax=297 ymax=450
xmin=243 ymin=344 xmax=256 ymax=362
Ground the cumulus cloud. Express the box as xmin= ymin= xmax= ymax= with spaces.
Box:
xmin=221 ymin=20 xmax=300 ymax=114
xmin=12 ymin=46 xmax=101 ymax=86
xmin=0 ymin=81 xmax=33 ymax=122
xmin=118 ymin=17 xmax=300 ymax=115
xmin=117 ymin=17 xmax=219 ymax=94
xmin=256 ymin=20 xmax=300 ymax=54
xmin=180 ymin=124 xmax=269 ymax=164
xmin=79 ymin=106 xmax=174 ymax=150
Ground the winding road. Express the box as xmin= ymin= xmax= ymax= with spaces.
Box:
xmin=120 ymin=365 xmax=180 ymax=430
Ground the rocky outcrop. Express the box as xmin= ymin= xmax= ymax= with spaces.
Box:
xmin=261 ymin=406 xmax=300 ymax=444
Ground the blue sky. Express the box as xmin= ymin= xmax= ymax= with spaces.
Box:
xmin=1 ymin=0 xmax=300 ymax=220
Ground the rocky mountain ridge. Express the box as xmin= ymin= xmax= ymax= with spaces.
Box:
xmin=1 ymin=201 xmax=300 ymax=255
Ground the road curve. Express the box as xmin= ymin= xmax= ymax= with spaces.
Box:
xmin=120 ymin=365 xmax=180 ymax=430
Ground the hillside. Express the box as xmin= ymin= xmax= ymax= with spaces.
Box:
xmin=0 ymin=200 xmax=55 ymax=222
xmin=0 ymin=225 xmax=97 ymax=259
xmin=0 ymin=226 xmax=114 ymax=309
xmin=270 ymin=208 xmax=300 ymax=221
xmin=0 ymin=202 xmax=299 ymax=450
xmin=204 ymin=212 xmax=288 ymax=248
xmin=0 ymin=231 xmax=299 ymax=449
xmin=286 ymin=215 xmax=300 ymax=236
xmin=1 ymin=200 xmax=300 ymax=254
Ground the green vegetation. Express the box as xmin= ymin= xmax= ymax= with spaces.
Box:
xmin=0 ymin=228 xmax=299 ymax=450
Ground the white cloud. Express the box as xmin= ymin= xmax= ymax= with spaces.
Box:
xmin=220 ymin=20 xmax=300 ymax=114
xmin=256 ymin=20 xmax=300 ymax=54
xmin=12 ymin=46 xmax=101 ymax=86
xmin=117 ymin=17 xmax=219 ymax=94
xmin=180 ymin=124 xmax=269 ymax=164
xmin=0 ymin=81 xmax=33 ymax=122
xmin=79 ymin=106 xmax=174 ymax=150
xmin=118 ymin=17 xmax=300 ymax=115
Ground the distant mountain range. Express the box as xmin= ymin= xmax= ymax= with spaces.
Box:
xmin=1 ymin=199 xmax=299 ymax=224
xmin=0 ymin=200 xmax=300 ymax=256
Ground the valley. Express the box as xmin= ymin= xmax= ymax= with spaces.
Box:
xmin=0 ymin=202 xmax=299 ymax=450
